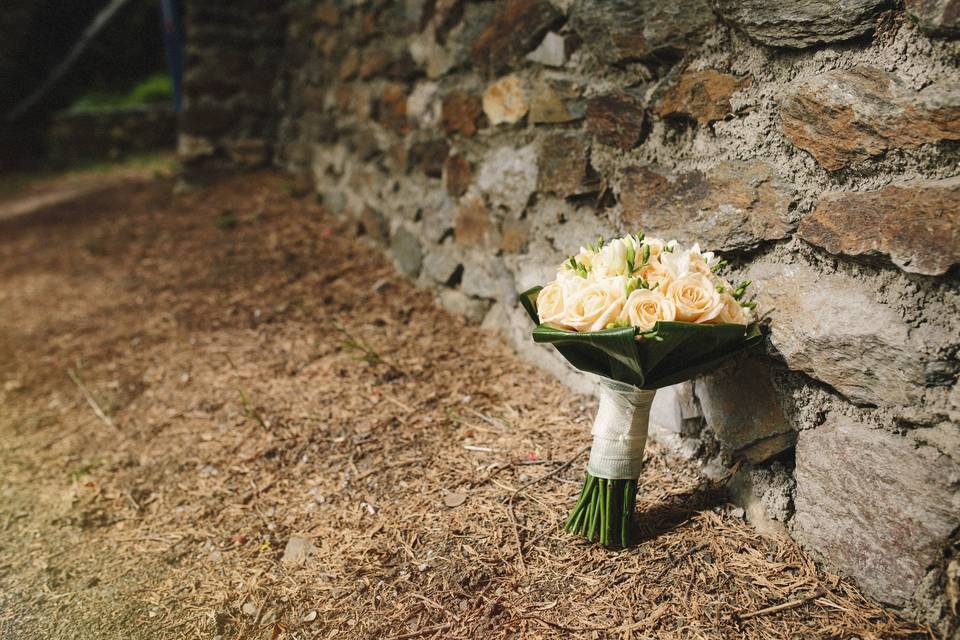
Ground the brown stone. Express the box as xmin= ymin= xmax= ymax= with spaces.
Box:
xmin=499 ymin=218 xmax=530 ymax=253
xmin=441 ymin=91 xmax=484 ymax=137
xmin=482 ymin=75 xmax=528 ymax=125
xmin=655 ymin=70 xmax=752 ymax=126
xmin=358 ymin=49 xmax=389 ymax=80
xmin=470 ymin=0 xmax=562 ymax=74
xmin=314 ymin=1 xmax=339 ymax=26
xmin=409 ymin=139 xmax=449 ymax=178
xmin=338 ymin=48 xmax=360 ymax=80
xmin=180 ymin=105 xmax=236 ymax=136
xmin=224 ymin=139 xmax=270 ymax=168
xmin=335 ymin=84 xmax=371 ymax=119
xmin=454 ymin=193 xmax=495 ymax=247
xmin=301 ymin=85 xmax=326 ymax=111
xmin=586 ymin=92 xmax=645 ymax=150
xmin=905 ymin=0 xmax=960 ymax=35
xmin=570 ymin=0 xmax=714 ymax=65
xmin=780 ymin=65 xmax=960 ymax=171
xmin=620 ymin=161 xmax=793 ymax=251
xmin=444 ymin=154 xmax=471 ymax=197
xmin=798 ymin=177 xmax=960 ymax=276
xmin=538 ymin=133 xmax=590 ymax=198
xmin=378 ymin=83 xmax=409 ymax=134
xmin=529 ymin=78 xmax=585 ymax=124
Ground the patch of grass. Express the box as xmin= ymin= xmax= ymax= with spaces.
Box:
xmin=70 ymin=73 xmax=174 ymax=112
xmin=69 ymin=458 xmax=104 ymax=483
xmin=215 ymin=212 xmax=238 ymax=230
xmin=83 ymin=236 xmax=109 ymax=256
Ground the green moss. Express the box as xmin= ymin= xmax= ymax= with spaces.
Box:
xmin=70 ymin=72 xmax=173 ymax=111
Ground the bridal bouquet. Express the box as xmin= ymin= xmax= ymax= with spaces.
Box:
xmin=520 ymin=233 xmax=760 ymax=547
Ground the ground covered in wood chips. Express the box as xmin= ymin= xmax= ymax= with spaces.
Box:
xmin=0 ymin=167 xmax=934 ymax=639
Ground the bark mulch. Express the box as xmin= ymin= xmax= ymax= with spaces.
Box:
xmin=0 ymin=170 xmax=931 ymax=639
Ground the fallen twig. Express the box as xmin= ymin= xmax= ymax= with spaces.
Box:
xmin=353 ymin=457 xmax=425 ymax=483
xmin=509 ymin=444 xmax=591 ymax=503
xmin=507 ymin=445 xmax=591 ymax=564
xmin=66 ymin=368 xmax=116 ymax=430
xmin=737 ymin=589 xmax=826 ymax=620
xmin=385 ymin=621 xmax=453 ymax=640
xmin=521 ymin=614 xmax=613 ymax=633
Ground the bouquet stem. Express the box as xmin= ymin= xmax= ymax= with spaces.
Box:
xmin=563 ymin=471 xmax=638 ymax=547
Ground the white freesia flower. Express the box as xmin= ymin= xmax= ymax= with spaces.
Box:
xmin=593 ymin=236 xmax=639 ymax=278
xmin=666 ymin=273 xmax=725 ymax=323
xmin=562 ymin=276 xmax=628 ymax=332
xmin=657 ymin=246 xmax=691 ymax=279
xmin=619 ymin=288 xmax=676 ymax=331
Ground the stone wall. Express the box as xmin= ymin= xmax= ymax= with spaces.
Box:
xmin=182 ymin=0 xmax=960 ymax=631
xmin=177 ymin=0 xmax=288 ymax=178
xmin=47 ymin=106 xmax=176 ymax=165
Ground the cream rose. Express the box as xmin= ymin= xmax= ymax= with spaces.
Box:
xmin=536 ymin=281 xmax=567 ymax=325
xmin=715 ymin=293 xmax=749 ymax=324
xmin=562 ymin=276 xmax=627 ymax=332
xmin=667 ymin=273 xmax=725 ymax=323
xmin=635 ymin=257 xmax=673 ymax=289
xmin=619 ymin=288 xmax=676 ymax=331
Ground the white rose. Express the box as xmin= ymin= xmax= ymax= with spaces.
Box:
xmin=619 ymin=288 xmax=677 ymax=331
xmin=667 ymin=273 xmax=725 ymax=323
xmin=536 ymin=281 xmax=567 ymax=325
xmin=563 ymin=276 xmax=627 ymax=332
xmin=556 ymin=268 xmax=590 ymax=298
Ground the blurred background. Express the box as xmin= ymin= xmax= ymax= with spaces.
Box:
xmin=0 ymin=0 xmax=181 ymax=171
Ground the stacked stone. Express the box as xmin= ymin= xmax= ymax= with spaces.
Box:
xmin=178 ymin=0 xmax=288 ymax=178
xmin=47 ymin=106 xmax=176 ymax=165
xmin=182 ymin=0 xmax=960 ymax=630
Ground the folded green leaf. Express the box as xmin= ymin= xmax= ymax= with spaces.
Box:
xmin=518 ymin=286 xmax=761 ymax=390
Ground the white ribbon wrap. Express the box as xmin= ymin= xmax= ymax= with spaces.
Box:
xmin=586 ymin=380 xmax=657 ymax=480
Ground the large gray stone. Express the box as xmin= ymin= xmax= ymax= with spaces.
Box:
xmin=649 ymin=382 xmax=702 ymax=437
xmin=695 ymin=357 xmax=794 ymax=462
xmin=476 ymin=144 xmax=539 ymax=215
xmin=712 ymin=0 xmax=888 ymax=48
xmin=904 ymin=0 xmax=960 ymax=36
xmin=422 ymin=248 xmax=462 ymax=287
xmin=390 ymin=227 xmax=424 ymax=278
xmin=571 ymin=0 xmax=715 ymax=65
xmin=745 ymin=260 xmax=925 ymax=407
xmin=793 ymin=413 xmax=960 ymax=606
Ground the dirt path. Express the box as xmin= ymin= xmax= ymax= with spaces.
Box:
xmin=0 ymin=170 xmax=929 ymax=639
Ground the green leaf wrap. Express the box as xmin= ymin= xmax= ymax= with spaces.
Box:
xmin=519 ymin=286 xmax=761 ymax=390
